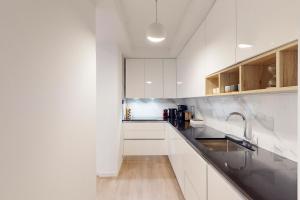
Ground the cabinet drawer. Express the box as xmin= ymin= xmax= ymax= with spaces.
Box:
xmin=123 ymin=140 xmax=167 ymax=155
xmin=123 ymin=122 xmax=165 ymax=130
xmin=124 ymin=130 xmax=165 ymax=139
xmin=123 ymin=122 xmax=166 ymax=139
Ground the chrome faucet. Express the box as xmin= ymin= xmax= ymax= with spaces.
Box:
xmin=226 ymin=112 xmax=250 ymax=141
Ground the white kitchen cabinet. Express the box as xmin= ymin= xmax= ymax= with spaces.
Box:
xmin=177 ymin=23 xmax=206 ymax=98
xmin=207 ymin=165 xmax=246 ymax=200
xmin=184 ymin=143 xmax=207 ymax=200
xmin=174 ymin=135 xmax=186 ymax=190
xmin=184 ymin=175 xmax=201 ymax=200
xmin=167 ymin=124 xmax=176 ymax=166
xmin=167 ymin=124 xmax=207 ymax=199
xmin=167 ymin=125 xmax=185 ymax=191
xmin=163 ymin=59 xmax=177 ymax=98
xmin=123 ymin=140 xmax=167 ymax=155
xmin=236 ymin=0 xmax=300 ymax=62
xmin=205 ymin=0 xmax=236 ymax=73
xmin=123 ymin=122 xmax=165 ymax=139
xmin=125 ymin=59 xmax=144 ymax=98
xmin=126 ymin=58 xmax=176 ymax=98
xmin=145 ymin=59 xmax=164 ymax=98
xmin=167 ymin=124 xmax=247 ymax=200
xmin=122 ymin=122 xmax=167 ymax=155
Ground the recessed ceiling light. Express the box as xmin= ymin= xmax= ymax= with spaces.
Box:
xmin=238 ymin=44 xmax=253 ymax=49
xmin=145 ymin=81 xmax=152 ymax=84
xmin=146 ymin=0 xmax=167 ymax=43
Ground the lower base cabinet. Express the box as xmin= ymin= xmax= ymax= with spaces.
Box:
xmin=184 ymin=175 xmax=201 ymax=200
xmin=167 ymin=124 xmax=207 ymax=200
xmin=184 ymin=143 xmax=207 ymax=200
xmin=125 ymin=122 xmax=247 ymax=200
xmin=207 ymin=165 xmax=246 ymax=200
xmin=167 ymin=123 xmax=246 ymax=200
xmin=123 ymin=140 xmax=167 ymax=155
xmin=123 ymin=122 xmax=167 ymax=155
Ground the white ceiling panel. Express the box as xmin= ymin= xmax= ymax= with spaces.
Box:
xmin=100 ymin=0 xmax=215 ymax=58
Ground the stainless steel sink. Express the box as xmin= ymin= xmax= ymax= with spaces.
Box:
xmin=198 ymin=139 xmax=252 ymax=152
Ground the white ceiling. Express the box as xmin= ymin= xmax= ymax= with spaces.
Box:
xmin=97 ymin=0 xmax=215 ymax=58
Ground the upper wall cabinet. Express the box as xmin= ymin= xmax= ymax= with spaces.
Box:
xmin=236 ymin=0 xmax=300 ymax=62
xmin=145 ymin=59 xmax=164 ymax=98
xmin=126 ymin=59 xmax=145 ymax=98
xmin=125 ymin=59 xmax=177 ymax=99
xmin=177 ymin=23 xmax=206 ymax=98
xmin=205 ymin=0 xmax=236 ymax=73
xmin=163 ymin=59 xmax=177 ymax=98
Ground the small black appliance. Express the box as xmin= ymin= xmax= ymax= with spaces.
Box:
xmin=168 ymin=108 xmax=177 ymax=120
xmin=177 ymin=105 xmax=188 ymax=121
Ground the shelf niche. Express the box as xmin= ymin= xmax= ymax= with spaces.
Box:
xmin=241 ymin=53 xmax=276 ymax=91
xmin=206 ymin=74 xmax=219 ymax=95
xmin=205 ymin=41 xmax=298 ymax=96
xmin=220 ymin=66 xmax=240 ymax=93
xmin=278 ymin=44 xmax=298 ymax=87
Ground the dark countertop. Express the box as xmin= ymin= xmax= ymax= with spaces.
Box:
xmin=168 ymin=120 xmax=297 ymax=200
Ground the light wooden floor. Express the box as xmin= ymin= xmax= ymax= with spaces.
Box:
xmin=97 ymin=156 xmax=184 ymax=200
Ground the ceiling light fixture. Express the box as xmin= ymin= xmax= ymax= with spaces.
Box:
xmin=146 ymin=0 xmax=167 ymax=43
xmin=238 ymin=44 xmax=253 ymax=49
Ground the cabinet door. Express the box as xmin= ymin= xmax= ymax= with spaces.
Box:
xmin=167 ymin=125 xmax=175 ymax=165
xmin=208 ymin=165 xmax=245 ymax=200
xmin=177 ymin=22 xmax=206 ymax=98
xmin=145 ymin=59 xmax=163 ymax=98
xmin=123 ymin=140 xmax=167 ymax=155
xmin=184 ymin=144 xmax=207 ymax=200
xmin=205 ymin=0 xmax=236 ymax=73
xmin=123 ymin=122 xmax=165 ymax=139
xmin=126 ymin=59 xmax=144 ymax=98
xmin=163 ymin=59 xmax=177 ymax=98
xmin=184 ymin=175 xmax=201 ymax=200
xmin=236 ymin=0 xmax=300 ymax=62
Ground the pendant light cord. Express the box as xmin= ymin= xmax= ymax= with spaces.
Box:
xmin=155 ymin=0 xmax=158 ymax=23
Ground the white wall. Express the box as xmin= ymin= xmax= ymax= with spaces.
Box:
xmin=96 ymin=0 xmax=131 ymax=177
xmin=96 ymin=44 xmax=124 ymax=176
xmin=0 ymin=1 xmax=96 ymax=200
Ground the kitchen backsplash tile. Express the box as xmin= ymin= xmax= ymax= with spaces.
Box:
xmin=124 ymin=99 xmax=177 ymax=119
xmin=175 ymin=93 xmax=297 ymax=161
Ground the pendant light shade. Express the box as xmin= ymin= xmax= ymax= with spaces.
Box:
xmin=146 ymin=23 xmax=167 ymax=43
xmin=146 ymin=0 xmax=167 ymax=43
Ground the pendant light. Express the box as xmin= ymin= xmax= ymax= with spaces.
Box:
xmin=146 ymin=0 xmax=167 ymax=43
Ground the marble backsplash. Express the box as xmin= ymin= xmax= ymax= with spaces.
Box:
xmin=124 ymin=99 xmax=177 ymax=119
xmin=125 ymin=92 xmax=297 ymax=161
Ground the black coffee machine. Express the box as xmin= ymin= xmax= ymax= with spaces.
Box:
xmin=168 ymin=108 xmax=177 ymax=120
xmin=177 ymin=105 xmax=188 ymax=121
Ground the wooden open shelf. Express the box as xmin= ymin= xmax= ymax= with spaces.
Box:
xmin=241 ymin=52 xmax=276 ymax=91
xmin=205 ymin=74 xmax=219 ymax=95
xmin=278 ymin=44 xmax=298 ymax=87
xmin=220 ymin=66 xmax=240 ymax=93
xmin=205 ymin=41 xmax=298 ymax=96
